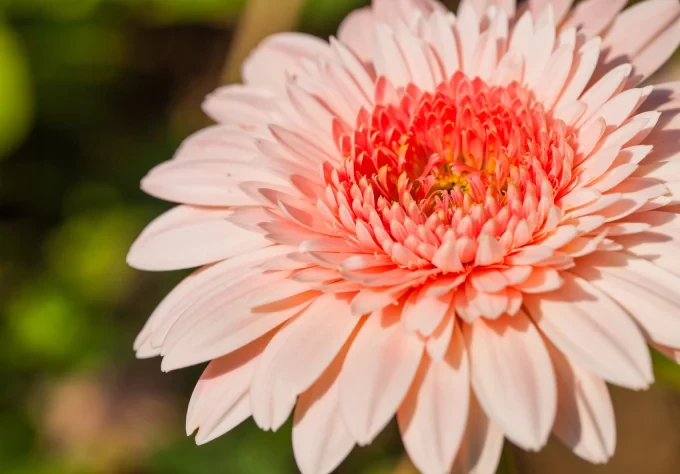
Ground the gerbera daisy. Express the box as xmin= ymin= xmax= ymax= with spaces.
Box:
xmin=128 ymin=0 xmax=680 ymax=472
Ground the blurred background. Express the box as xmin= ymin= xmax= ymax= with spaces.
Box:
xmin=0 ymin=0 xmax=679 ymax=473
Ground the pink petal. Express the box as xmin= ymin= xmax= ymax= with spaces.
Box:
xmin=339 ymin=305 xmax=424 ymax=445
xmin=202 ymin=85 xmax=275 ymax=127
xmin=337 ymin=7 xmax=374 ymax=62
xmin=575 ymin=117 xmax=607 ymax=163
xmin=174 ymin=125 xmax=259 ymax=162
xmin=402 ymin=284 xmax=454 ymax=336
xmin=549 ymin=343 xmax=616 ymax=464
xmin=530 ymin=0 xmax=573 ymax=23
xmin=474 ymin=234 xmax=506 ymax=266
xmin=372 ymin=25 xmax=411 ymax=88
xmin=457 ymin=1 xmax=480 ymax=75
xmin=161 ymin=280 xmax=318 ymax=371
xmin=329 ymin=38 xmax=375 ymax=100
xmin=350 ymin=287 xmax=407 ymax=316
xmin=535 ymin=44 xmax=574 ymax=109
xmin=505 ymin=245 xmax=554 ymax=265
xmin=451 ymin=395 xmax=504 ymax=474
xmin=554 ymin=100 xmax=587 ymax=126
xmin=561 ymin=0 xmax=627 ymax=37
xmin=537 ymin=225 xmax=579 ymax=250
xmin=470 ymin=270 xmax=509 ymax=293
xmin=399 ymin=326 xmax=469 ymax=474
xmin=394 ymin=23 xmax=437 ymax=92
xmin=574 ymin=253 xmax=680 ymax=349
xmin=293 ymin=341 xmax=355 ymax=474
xmin=586 ymin=88 xmax=643 ymax=130
xmin=127 ymin=206 xmax=272 ymax=271
xmin=577 ymin=64 xmax=632 ymax=128
xmin=525 ymin=6 xmax=556 ymax=87
xmin=513 ymin=267 xmax=563 ymax=294
xmin=465 ymin=313 xmax=556 ymax=451
xmin=493 ymin=51 xmax=525 ymax=86
xmin=242 ymin=33 xmax=334 ymax=93
xmin=250 ymin=293 xmax=360 ymax=431
xmin=133 ymin=317 xmax=159 ymax=359
xmin=427 ymin=313 xmax=456 ymax=361
xmin=432 ymin=240 xmax=465 ymax=272
xmin=145 ymin=245 xmax=293 ymax=350
xmin=141 ymin=159 xmax=289 ymax=207
xmin=187 ymin=333 xmax=273 ymax=444
xmin=462 ymin=0 xmax=516 ymax=18
xmin=600 ymin=0 xmax=680 ymax=85
xmin=466 ymin=282 xmax=509 ymax=320
xmin=429 ymin=11 xmax=460 ymax=78
xmin=524 ymin=272 xmax=653 ymax=389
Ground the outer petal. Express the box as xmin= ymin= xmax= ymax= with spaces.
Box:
xmin=140 ymin=159 xmax=290 ymax=207
xmin=561 ymin=0 xmax=627 ymax=37
xmin=142 ymin=245 xmax=294 ymax=351
xmin=465 ymin=312 xmax=556 ymax=451
xmin=250 ymin=293 xmax=361 ymax=431
xmin=242 ymin=33 xmax=334 ymax=93
xmin=186 ymin=333 xmax=273 ymax=444
xmin=530 ymin=0 xmax=572 ymax=23
xmin=524 ymin=272 xmax=653 ymax=390
xmin=398 ymin=326 xmax=469 ymax=474
xmin=402 ymin=283 xmax=454 ymax=336
xmin=549 ymin=343 xmax=616 ymax=464
xmin=451 ymin=394 xmax=504 ymax=474
xmin=127 ymin=206 xmax=271 ymax=271
xmin=293 ymin=340 xmax=355 ymax=474
xmin=337 ymin=7 xmax=374 ymax=62
xmin=160 ymin=279 xmax=318 ymax=371
xmin=339 ymin=304 xmax=424 ymax=445
xmin=573 ymin=252 xmax=680 ymax=349
xmin=202 ymin=85 xmax=276 ymax=128
xmin=600 ymin=0 xmax=680 ymax=85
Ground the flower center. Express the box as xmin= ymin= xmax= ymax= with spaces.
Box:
xmin=324 ymin=73 xmax=578 ymax=269
xmin=338 ymin=72 xmax=576 ymax=212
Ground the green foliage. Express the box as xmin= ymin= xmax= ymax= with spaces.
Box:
xmin=6 ymin=280 xmax=88 ymax=364
xmin=300 ymin=0 xmax=369 ymax=33
xmin=44 ymin=205 xmax=143 ymax=304
xmin=652 ymin=348 xmax=680 ymax=392
xmin=153 ymin=421 xmax=295 ymax=474
xmin=0 ymin=20 xmax=33 ymax=158
xmin=145 ymin=0 xmax=246 ymax=22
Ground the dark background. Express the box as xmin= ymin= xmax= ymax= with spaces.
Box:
xmin=0 ymin=0 xmax=679 ymax=472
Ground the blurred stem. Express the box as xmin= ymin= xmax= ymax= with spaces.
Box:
xmin=223 ymin=0 xmax=306 ymax=84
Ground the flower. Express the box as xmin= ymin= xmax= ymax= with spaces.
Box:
xmin=128 ymin=0 xmax=680 ymax=473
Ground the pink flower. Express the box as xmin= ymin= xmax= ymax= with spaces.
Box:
xmin=129 ymin=0 xmax=680 ymax=472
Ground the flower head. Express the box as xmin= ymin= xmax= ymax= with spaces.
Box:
xmin=129 ymin=0 xmax=680 ymax=472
